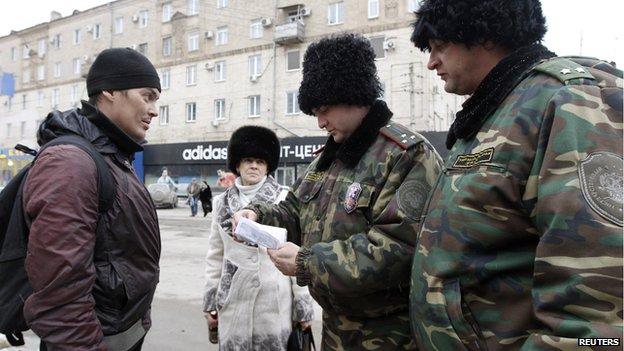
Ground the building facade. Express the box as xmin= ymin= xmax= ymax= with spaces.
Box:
xmin=0 ymin=0 xmax=460 ymax=187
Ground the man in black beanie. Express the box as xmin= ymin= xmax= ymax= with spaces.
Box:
xmin=234 ymin=33 xmax=442 ymax=350
xmin=21 ymin=48 xmax=161 ymax=350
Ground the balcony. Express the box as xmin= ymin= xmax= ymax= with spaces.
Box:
xmin=274 ymin=21 xmax=305 ymax=45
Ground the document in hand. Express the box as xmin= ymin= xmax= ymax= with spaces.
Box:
xmin=234 ymin=218 xmax=287 ymax=249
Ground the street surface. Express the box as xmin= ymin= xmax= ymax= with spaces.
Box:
xmin=1 ymin=200 xmax=323 ymax=350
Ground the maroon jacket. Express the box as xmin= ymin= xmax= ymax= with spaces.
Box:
xmin=22 ymin=102 xmax=161 ymax=350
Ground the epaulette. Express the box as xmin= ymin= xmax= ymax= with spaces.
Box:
xmin=379 ymin=123 xmax=423 ymax=150
xmin=533 ymin=57 xmax=595 ymax=83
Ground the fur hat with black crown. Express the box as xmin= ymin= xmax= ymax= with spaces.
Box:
xmin=227 ymin=126 xmax=280 ymax=175
xmin=298 ymin=33 xmax=383 ymax=115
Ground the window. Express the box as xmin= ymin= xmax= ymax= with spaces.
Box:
xmin=248 ymin=54 xmax=261 ymax=78
xmin=407 ymin=0 xmax=418 ymax=12
xmin=20 ymin=121 xmax=26 ymax=138
xmin=250 ymin=19 xmax=262 ymax=39
xmin=328 ymin=2 xmax=344 ymax=25
xmin=73 ymin=29 xmax=81 ymax=44
xmin=70 ymin=85 xmax=79 ymax=106
xmin=215 ymin=60 xmax=226 ymax=81
xmin=161 ymin=69 xmax=171 ymax=89
xmin=286 ymin=50 xmax=300 ymax=71
xmin=22 ymin=69 xmax=30 ymax=83
xmin=52 ymin=34 xmax=61 ymax=49
xmin=216 ymin=26 xmax=228 ymax=45
xmin=369 ymin=36 xmax=385 ymax=59
xmin=188 ymin=32 xmax=199 ymax=52
xmin=188 ymin=0 xmax=198 ymax=15
xmin=93 ymin=24 xmax=101 ymax=39
xmin=115 ymin=17 xmax=124 ymax=34
xmin=52 ymin=88 xmax=60 ymax=108
xmin=368 ymin=0 xmax=379 ymax=18
xmin=214 ymin=99 xmax=226 ymax=120
xmin=139 ymin=10 xmax=149 ymax=28
xmin=162 ymin=3 xmax=172 ymax=22
xmin=287 ymin=10 xmax=301 ymax=23
xmin=286 ymin=91 xmax=300 ymax=114
xmin=186 ymin=102 xmax=197 ymax=122
xmin=186 ymin=65 xmax=197 ymax=85
xmin=11 ymin=47 xmax=17 ymax=61
xmin=38 ymin=39 xmax=46 ymax=56
xmin=37 ymin=65 xmax=45 ymax=81
xmin=379 ymin=82 xmax=386 ymax=101
xmin=138 ymin=43 xmax=148 ymax=55
xmin=162 ymin=37 xmax=172 ymax=56
xmin=248 ymin=95 xmax=260 ymax=117
xmin=54 ymin=62 xmax=61 ymax=77
xmin=23 ymin=45 xmax=30 ymax=59
xmin=159 ymin=105 xmax=169 ymax=125
xmin=37 ymin=91 xmax=44 ymax=107
xmin=217 ymin=0 xmax=228 ymax=8
xmin=73 ymin=58 xmax=81 ymax=75
xmin=22 ymin=95 xmax=27 ymax=110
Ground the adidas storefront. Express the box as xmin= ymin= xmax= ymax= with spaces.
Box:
xmin=142 ymin=136 xmax=327 ymax=190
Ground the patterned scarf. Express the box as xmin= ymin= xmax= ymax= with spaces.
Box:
xmin=216 ymin=175 xmax=282 ymax=237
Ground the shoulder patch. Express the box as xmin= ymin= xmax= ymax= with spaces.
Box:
xmin=380 ymin=123 xmax=424 ymax=150
xmin=578 ymin=152 xmax=623 ymax=226
xmin=533 ymin=57 xmax=595 ymax=83
xmin=396 ymin=180 xmax=429 ymax=221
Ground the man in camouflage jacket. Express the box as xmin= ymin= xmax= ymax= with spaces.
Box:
xmin=409 ymin=1 xmax=623 ymax=350
xmin=235 ymin=34 xmax=441 ymax=350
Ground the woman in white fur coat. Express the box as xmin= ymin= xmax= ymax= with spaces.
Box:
xmin=203 ymin=126 xmax=315 ymax=351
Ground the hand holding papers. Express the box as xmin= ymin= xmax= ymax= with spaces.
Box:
xmin=234 ymin=217 xmax=286 ymax=249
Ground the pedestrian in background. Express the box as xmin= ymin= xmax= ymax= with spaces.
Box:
xmin=186 ymin=178 xmax=201 ymax=217
xmin=203 ymin=126 xmax=314 ymax=350
xmin=22 ymin=48 xmax=161 ymax=350
xmin=234 ymin=34 xmax=441 ymax=350
xmin=157 ymin=168 xmax=177 ymax=191
xmin=409 ymin=0 xmax=623 ymax=349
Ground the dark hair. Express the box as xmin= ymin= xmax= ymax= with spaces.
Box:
xmin=411 ymin=0 xmax=547 ymax=51
xmin=298 ymin=33 xmax=382 ymax=115
xmin=88 ymin=90 xmax=127 ymax=106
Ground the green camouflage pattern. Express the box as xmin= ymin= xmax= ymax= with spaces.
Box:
xmin=252 ymin=123 xmax=442 ymax=350
xmin=410 ymin=57 xmax=623 ymax=350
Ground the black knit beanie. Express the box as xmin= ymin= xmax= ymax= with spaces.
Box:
xmin=298 ymin=33 xmax=382 ymax=115
xmin=87 ymin=48 xmax=161 ymax=97
xmin=227 ymin=126 xmax=280 ymax=175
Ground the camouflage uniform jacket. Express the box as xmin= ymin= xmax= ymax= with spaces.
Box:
xmin=410 ymin=56 xmax=623 ymax=350
xmin=250 ymin=101 xmax=442 ymax=350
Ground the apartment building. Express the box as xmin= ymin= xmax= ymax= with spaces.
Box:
xmin=0 ymin=0 xmax=461 ymax=186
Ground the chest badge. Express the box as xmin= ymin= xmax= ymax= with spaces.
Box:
xmin=344 ymin=182 xmax=362 ymax=214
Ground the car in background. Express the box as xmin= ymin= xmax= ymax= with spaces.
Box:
xmin=147 ymin=183 xmax=178 ymax=209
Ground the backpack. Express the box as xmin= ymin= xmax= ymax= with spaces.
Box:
xmin=0 ymin=134 xmax=115 ymax=346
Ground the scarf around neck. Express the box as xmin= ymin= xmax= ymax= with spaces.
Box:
xmin=446 ymin=44 xmax=556 ymax=149
xmin=217 ymin=175 xmax=282 ymax=237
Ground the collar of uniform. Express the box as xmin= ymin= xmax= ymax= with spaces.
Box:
xmin=79 ymin=100 xmax=144 ymax=155
xmin=315 ymin=99 xmax=392 ymax=171
xmin=446 ymin=44 xmax=556 ymax=149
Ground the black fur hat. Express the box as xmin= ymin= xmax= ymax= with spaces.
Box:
xmin=411 ymin=0 xmax=547 ymax=52
xmin=227 ymin=126 xmax=280 ymax=175
xmin=298 ymin=33 xmax=382 ymax=115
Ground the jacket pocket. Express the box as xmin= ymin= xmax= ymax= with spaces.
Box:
xmin=93 ymin=262 xmax=129 ymax=313
xmin=442 ymin=279 xmax=488 ymax=351
xmin=295 ymin=180 xmax=323 ymax=204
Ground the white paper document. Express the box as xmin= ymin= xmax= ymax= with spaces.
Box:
xmin=234 ymin=218 xmax=287 ymax=249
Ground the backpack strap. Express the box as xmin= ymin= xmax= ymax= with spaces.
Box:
xmin=37 ymin=135 xmax=115 ymax=213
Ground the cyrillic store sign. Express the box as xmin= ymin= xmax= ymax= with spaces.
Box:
xmin=143 ymin=136 xmax=327 ymax=165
